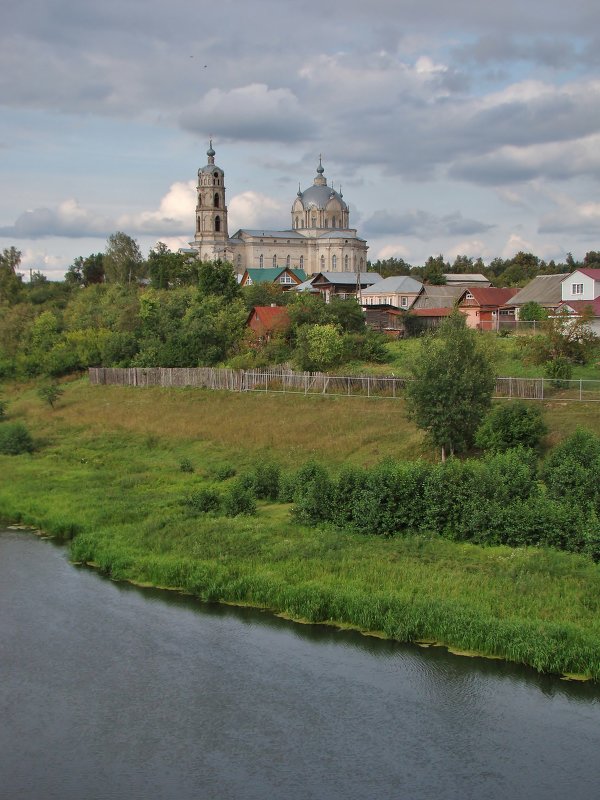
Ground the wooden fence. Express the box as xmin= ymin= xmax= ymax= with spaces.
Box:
xmin=89 ymin=367 xmax=600 ymax=401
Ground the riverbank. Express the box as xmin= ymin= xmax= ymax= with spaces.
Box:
xmin=2 ymin=378 xmax=600 ymax=680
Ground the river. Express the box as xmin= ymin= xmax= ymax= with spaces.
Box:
xmin=1 ymin=529 xmax=599 ymax=800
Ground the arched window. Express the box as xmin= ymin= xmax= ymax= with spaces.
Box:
xmin=273 ymin=255 xmax=277 ymax=267
xmin=325 ymin=219 xmax=328 ymax=228
xmin=332 ymin=217 xmax=337 ymax=228
xmin=320 ymin=255 xmax=325 ymax=270
xmin=359 ymin=258 xmax=364 ymax=271
xmin=299 ymin=256 xmax=304 ymax=269
xmin=311 ymin=215 xmax=317 ymax=227
xmin=332 ymin=255 xmax=337 ymax=271
xmin=344 ymin=255 xmax=349 ymax=270
xmin=237 ymin=254 xmax=242 ymax=269
xmin=215 ymin=215 xmax=221 ymax=232
xmin=259 ymin=255 xmax=264 ymax=268
xmin=214 ymin=193 xmax=219 ymax=208
xmin=286 ymin=255 xmax=290 ymax=268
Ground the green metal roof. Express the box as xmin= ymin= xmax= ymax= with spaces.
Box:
xmin=244 ymin=268 xmax=307 ymax=284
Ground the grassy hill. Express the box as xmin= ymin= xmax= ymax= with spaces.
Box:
xmin=2 ymin=377 xmax=600 ymax=680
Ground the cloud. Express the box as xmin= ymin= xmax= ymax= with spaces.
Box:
xmin=180 ymin=84 xmax=314 ymax=143
xmin=451 ymin=133 xmax=600 ymax=186
xmin=0 ymin=182 xmax=197 ymax=240
xmin=374 ymin=243 xmax=412 ymax=261
xmin=539 ymin=198 xmax=600 ymax=236
xmin=117 ymin=181 xmax=196 ymax=235
xmin=0 ymin=199 xmax=109 ymax=238
xmin=363 ymin=209 xmax=494 ymax=238
xmin=228 ymin=191 xmax=287 ymax=232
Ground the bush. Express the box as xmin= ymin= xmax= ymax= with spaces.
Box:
xmin=213 ymin=463 xmax=236 ymax=481
xmin=0 ymin=398 xmax=6 ymax=418
xmin=350 ymin=460 xmax=430 ymax=535
xmin=252 ymin=461 xmax=281 ymax=501
xmin=179 ymin=458 xmax=194 ymax=473
xmin=37 ymin=383 xmax=64 ymax=409
xmin=292 ymin=461 xmax=334 ymax=524
xmin=475 ymin=402 xmax=547 ymax=452
xmin=545 ymin=357 xmax=572 ymax=388
xmin=223 ymin=478 xmax=256 ymax=516
xmin=185 ymin=487 xmax=222 ymax=514
xmin=0 ymin=422 xmax=35 ymax=455
xmin=541 ymin=429 xmax=600 ymax=513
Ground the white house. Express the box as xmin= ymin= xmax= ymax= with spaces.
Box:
xmin=360 ymin=275 xmax=423 ymax=310
xmin=561 ymin=269 xmax=600 ymax=302
xmin=557 ymin=268 xmax=600 ymax=335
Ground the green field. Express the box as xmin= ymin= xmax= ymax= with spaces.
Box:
xmin=2 ymin=378 xmax=600 ymax=680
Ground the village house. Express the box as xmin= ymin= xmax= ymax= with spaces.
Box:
xmin=360 ymin=275 xmax=423 ymax=310
xmin=508 ymin=274 xmax=564 ymax=318
xmin=555 ymin=268 xmax=600 ymax=334
xmin=240 ymin=267 xmax=307 ymax=289
xmin=308 ymin=272 xmax=382 ymax=302
xmin=246 ymin=306 xmax=291 ymax=343
xmin=457 ymin=287 xmax=519 ymax=331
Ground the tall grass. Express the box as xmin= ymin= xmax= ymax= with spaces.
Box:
xmin=2 ymin=378 xmax=600 ymax=680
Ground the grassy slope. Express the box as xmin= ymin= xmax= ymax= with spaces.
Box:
xmin=2 ymin=378 xmax=600 ymax=679
xmin=380 ymin=336 xmax=600 ymax=380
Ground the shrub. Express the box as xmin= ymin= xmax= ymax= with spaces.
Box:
xmin=252 ymin=461 xmax=281 ymax=501
xmin=0 ymin=422 xmax=35 ymax=455
xmin=223 ymin=479 xmax=256 ymax=516
xmin=213 ymin=463 xmax=236 ymax=481
xmin=0 ymin=398 xmax=6 ymax=418
xmin=179 ymin=458 xmax=194 ymax=473
xmin=475 ymin=402 xmax=547 ymax=452
xmin=277 ymin=470 xmax=296 ymax=503
xmin=37 ymin=383 xmax=64 ymax=409
xmin=185 ymin=487 xmax=222 ymax=514
xmin=545 ymin=357 xmax=572 ymax=388
xmin=350 ymin=459 xmax=430 ymax=535
xmin=541 ymin=429 xmax=600 ymax=513
xmin=292 ymin=461 xmax=335 ymax=524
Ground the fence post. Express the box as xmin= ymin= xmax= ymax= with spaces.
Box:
xmin=580 ymin=379 xmax=583 ymax=402
xmin=367 ymin=376 xmax=370 ymax=398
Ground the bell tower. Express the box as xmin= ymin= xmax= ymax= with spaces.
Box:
xmin=193 ymin=141 xmax=229 ymax=258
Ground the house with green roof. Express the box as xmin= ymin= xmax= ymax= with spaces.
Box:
xmin=240 ymin=267 xmax=307 ymax=290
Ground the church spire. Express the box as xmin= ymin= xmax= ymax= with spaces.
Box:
xmin=314 ymin=154 xmax=326 ymax=186
xmin=207 ymin=139 xmax=215 ymax=165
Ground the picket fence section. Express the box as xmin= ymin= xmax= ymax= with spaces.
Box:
xmin=89 ymin=367 xmax=600 ymax=402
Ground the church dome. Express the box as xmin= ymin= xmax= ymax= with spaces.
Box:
xmin=297 ymin=158 xmax=348 ymax=212
xmin=198 ymin=139 xmax=224 ymax=175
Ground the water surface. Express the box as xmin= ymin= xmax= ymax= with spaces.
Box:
xmin=1 ymin=529 xmax=599 ymax=800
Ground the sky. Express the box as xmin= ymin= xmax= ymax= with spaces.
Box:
xmin=2 ymin=0 xmax=600 ymax=279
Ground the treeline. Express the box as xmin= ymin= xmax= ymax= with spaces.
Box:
xmin=0 ymin=247 xmax=387 ymax=378
xmin=223 ymin=430 xmax=600 ymax=561
xmin=370 ymin=250 xmax=600 ymax=287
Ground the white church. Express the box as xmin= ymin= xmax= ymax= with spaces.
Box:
xmin=187 ymin=142 xmax=368 ymax=276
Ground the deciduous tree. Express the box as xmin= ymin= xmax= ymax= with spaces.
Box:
xmin=405 ymin=310 xmax=496 ymax=461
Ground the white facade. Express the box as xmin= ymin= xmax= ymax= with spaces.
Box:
xmin=561 ymin=269 xmax=600 ymax=302
xmin=361 ymin=275 xmax=423 ymax=310
xmin=188 ymin=146 xmax=368 ymax=276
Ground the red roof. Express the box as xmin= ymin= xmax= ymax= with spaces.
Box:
xmin=247 ymin=306 xmax=290 ymax=331
xmin=460 ymin=287 xmax=519 ymax=307
xmin=557 ymin=298 xmax=600 ymax=316
xmin=578 ymin=268 xmax=600 ymax=280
